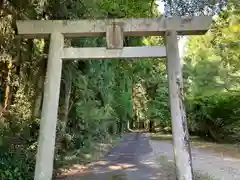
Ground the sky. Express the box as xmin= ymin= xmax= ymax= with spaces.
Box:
xmin=156 ymin=0 xmax=187 ymax=58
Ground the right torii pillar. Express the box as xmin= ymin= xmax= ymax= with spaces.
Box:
xmin=166 ymin=30 xmax=193 ymax=179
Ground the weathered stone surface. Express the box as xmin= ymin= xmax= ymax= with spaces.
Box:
xmin=62 ymin=46 xmax=166 ymax=60
xmin=165 ymin=30 xmax=193 ymax=180
xmin=34 ymin=32 xmax=63 ymax=180
xmin=106 ymin=23 xmax=124 ymax=49
xmin=16 ymin=16 xmax=212 ymax=38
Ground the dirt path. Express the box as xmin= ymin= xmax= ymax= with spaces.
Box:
xmin=56 ymin=133 xmax=240 ymax=180
xmin=56 ymin=133 xmax=165 ymax=179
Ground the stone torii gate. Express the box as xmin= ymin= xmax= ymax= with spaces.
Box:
xmin=16 ymin=16 xmax=212 ymax=180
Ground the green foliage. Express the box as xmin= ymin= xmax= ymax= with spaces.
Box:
xmin=163 ymin=0 xmax=227 ymax=16
xmin=0 ymin=146 xmax=36 ymax=180
xmin=186 ymin=92 xmax=240 ymax=141
xmin=145 ymin=60 xmax=170 ymax=123
xmin=181 ymin=0 xmax=240 ymax=141
xmin=184 ymin=1 xmax=240 ymax=96
xmin=0 ymin=115 xmax=38 ymax=180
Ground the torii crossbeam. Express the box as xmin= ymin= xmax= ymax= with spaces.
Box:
xmin=17 ymin=16 xmax=212 ymax=180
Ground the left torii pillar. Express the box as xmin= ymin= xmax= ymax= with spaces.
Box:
xmin=34 ymin=32 xmax=64 ymax=180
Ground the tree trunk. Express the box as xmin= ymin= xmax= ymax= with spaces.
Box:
xmin=149 ymin=119 xmax=155 ymax=132
xmin=127 ymin=120 xmax=135 ymax=132
xmin=0 ymin=104 xmax=5 ymax=114
xmin=4 ymin=62 xmax=12 ymax=110
xmin=31 ymin=57 xmax=47 ymax=119
xmin=32 ymin=75 xmax=45 ymax=118
xmin=62 ymin=81 xmax=71 ymax=126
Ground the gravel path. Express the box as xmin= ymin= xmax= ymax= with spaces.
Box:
xmin=150 ymin=140 xmax=240 ymax=180
xmin=57 ymin=133 xmax=240 ymax=180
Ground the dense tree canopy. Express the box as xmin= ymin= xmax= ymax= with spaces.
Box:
xmin=183 ymin=0 xmax=240 ymax=140
xmin=163 ymin=0 xmax=227 ymax=16
xmin=184 ymin=1 xmax=240 ymax=95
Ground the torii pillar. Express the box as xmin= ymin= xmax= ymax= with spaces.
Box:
xmin=17 ymin=16 xmax=212 ymax=180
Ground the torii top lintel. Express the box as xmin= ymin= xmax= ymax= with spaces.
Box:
xmin=16 ymin=16 xmax=212 ymax=38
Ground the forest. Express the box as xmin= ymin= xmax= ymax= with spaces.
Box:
xmin=0 ymin=0 xmax=239 ymax=179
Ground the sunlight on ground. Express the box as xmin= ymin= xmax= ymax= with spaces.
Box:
xmin=92 ymin=162 xmax=137 ymax=171
xmin=60 ymin=164 xmax=90 ymax=176
xmin=56 ymin=136 xmax=122 ymax=178
xmin=109 ymin=165 xmax=123 ymax=170
xmin=91 ymin=160 xmax=108 ymax=165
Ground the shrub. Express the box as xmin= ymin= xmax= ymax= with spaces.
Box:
xmin=0 ymin=115 xmax=37 ymax=180
xmin=0 ymin=145 xmax=36 ymax=180
xmin=186 ymin=92 xmax=240 ymax=142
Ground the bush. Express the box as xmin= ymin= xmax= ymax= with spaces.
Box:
xmin=186 ymin=92 xmax=240 ymax=142
xmin=0 ymin=115 xmax=37 ymax=180
xmin=0 ymin=145 xmax=36 ymax=180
